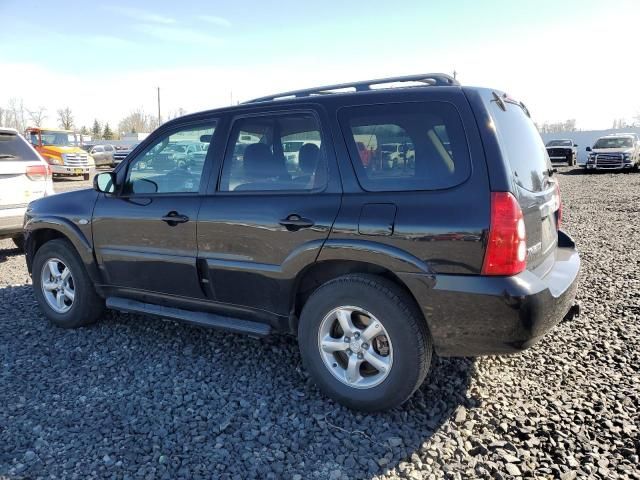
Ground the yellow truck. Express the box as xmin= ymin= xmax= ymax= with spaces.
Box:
xmin=25 ymin=127 xmax=94 ymax=180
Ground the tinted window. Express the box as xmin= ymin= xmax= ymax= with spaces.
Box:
xmin=339 ymin=102 xmax=470 ymax=191
xmin=0 ymin=132 xmax=41 ymax=161
xmin=593 ymin=137 xmax=633 ymax=149
xmin=93 ymin=146 xmax=104 ymax=153
xmin=482 ymin=91 xmax=550 ymax=192
xmin=124 ymin=123 xmax=216 ymax=194
xmin=219 ymin=113 xmax=326 ymax=192
xmin=104 ymin=145 xmax=114 ymax=152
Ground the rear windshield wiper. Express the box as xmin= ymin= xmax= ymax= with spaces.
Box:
xmin=0 ymin=154 xmax=16 ymax=159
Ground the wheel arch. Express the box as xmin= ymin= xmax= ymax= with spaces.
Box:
xmin=290 ymin=259 xmax=429 ymax=335
xmin=25 ymin=218 xmax=101 ymax=284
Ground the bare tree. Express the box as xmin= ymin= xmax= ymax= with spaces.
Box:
xmin=536 ymin=119 xmax=578 ymax=134
xmin=57 ymin=107 xmax=74 ymax=130
xmin=118 ymin=108 xmax=158 ymax=134
xmin=5 ymin=98 xmax=28 ymax=131
xmin=28 ymin=106 xmax=47 ymax=127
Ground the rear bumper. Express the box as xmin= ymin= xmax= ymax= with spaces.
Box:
xmin=399 ymin=230 xmax=580 ymax=356
xmin=0 ymin=207 xmax=27 ymax=239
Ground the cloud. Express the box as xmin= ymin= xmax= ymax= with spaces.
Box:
xmin=86 ymin=35 xmax=133 ymax=48
xmin=134 ymin=24 xmax=223 ymax=47
xmin=198 ymin=15 xmax=232 ymax=28
xmin=104 ymin=6 xmax=175 ymax=24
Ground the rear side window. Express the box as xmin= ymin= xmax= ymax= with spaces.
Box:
xmin=0 ymin=132 xmax=41 ymax=161
xmin=482 ymin=91 xmax=550 ymax=192
xmin=339 ymin=102 xmax=471 ymax=191
xmin=219 ymin=113 xmax=327 ymax=192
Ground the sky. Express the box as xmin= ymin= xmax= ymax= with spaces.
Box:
xmin=0 ymin=0 xmax=638 ymax=132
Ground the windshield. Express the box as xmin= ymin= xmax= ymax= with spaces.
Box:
xmin=381 ymin=144 xmax=398 ymax=152
xmin=593 ymin=137 xmax=633 ymax=149
xmin=546 ymin=140 xmax=572 ymax=147
xmin=39 ymin=130 xmax=76 ymax=147
xmin=283 ymin=141 xmax=304 ymax=153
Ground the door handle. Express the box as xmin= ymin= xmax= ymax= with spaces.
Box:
xmin=279 ymin=214 xmax=314 ymax=231
xmin=161 ymin=211 xmax=189 ymax=226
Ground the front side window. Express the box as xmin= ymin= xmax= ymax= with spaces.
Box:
xmin=219 ymin=113 xmax=326 ymax=192
xmin=339 ymin=102 xmax=471 ymax=192
xmin=124 ymin=122 xmax=216 ymax=194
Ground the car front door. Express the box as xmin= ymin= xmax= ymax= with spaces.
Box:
xmin=197 ymin=108 xmax=342 ymax=316
xmin=92 ymin=119 xmax=218 ymax=301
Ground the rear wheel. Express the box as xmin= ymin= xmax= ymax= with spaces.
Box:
xmin=12 ymin=235 xmax=24 ymax=252
xmin=298 ymin=274 xmax=432 ymax=411
xmin=32 ymin=239 xmax=103 ymax=328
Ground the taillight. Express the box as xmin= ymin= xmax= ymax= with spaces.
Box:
xmin=26 ymin=164 xmax=50 ymax=181
xmin=554 ymin=182 xmax=562 ymax=230
xmin=482 ymin=192 xmax=527 ymax=276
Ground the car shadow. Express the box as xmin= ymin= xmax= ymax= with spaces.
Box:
xmin=0 ymin=245 xmax=23 ymax=263
xmin=0 ymin=287 xmax=475 ymax=478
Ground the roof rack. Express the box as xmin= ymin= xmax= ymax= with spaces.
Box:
xmin=244 ymin=73 xmax=460 ymax=104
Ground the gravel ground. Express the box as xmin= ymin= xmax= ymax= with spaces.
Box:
xmin=0 ymin=166 xmax=638 ymax=479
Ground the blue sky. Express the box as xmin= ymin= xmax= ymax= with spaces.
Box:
xmin=1 ymin=0 xmax=638 ymax=130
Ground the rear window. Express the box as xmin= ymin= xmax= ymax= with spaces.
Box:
xmin=483 ymin=91 xmax=550 ymax=192
xmin=0 ymin=132 xmax=41 ymax=161
xmin=339 ymin=102 xmax=471 ymax=191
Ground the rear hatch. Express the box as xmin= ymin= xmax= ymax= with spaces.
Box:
xmin=0 ymin=131 xmax=49 ymax=209
xmin=481 ymin=91 xmax=560 ymax=274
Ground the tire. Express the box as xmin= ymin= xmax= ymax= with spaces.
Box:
xmin=298 ymin=274 xmax=432 ymax=411
xmin=32 ymin=238 xmax=103 ymax=328
xmin=83 ymin=173 xmax=90 ymax=181
xmin=12 ymin=235 xmax=25 ymax=252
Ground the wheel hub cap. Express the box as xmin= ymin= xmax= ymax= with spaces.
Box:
xmin=317 ymin=306 xmax=393 ymax=389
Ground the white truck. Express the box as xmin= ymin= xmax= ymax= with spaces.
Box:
xmin=585 ymin=133 xmax=640 ymax=171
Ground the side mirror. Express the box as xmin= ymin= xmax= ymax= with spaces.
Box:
xmin=586 ymin=146 xmax=592 ymax=152
xmin=573 ymin=144 xmax=578 ymax=147
xmin=94 ymin=171 xmax=116 ymax=194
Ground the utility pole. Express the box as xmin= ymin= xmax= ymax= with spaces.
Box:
xmin=157 ymin=87 xmax=161 ymax=126
xmin=453 ymin=69 xmax=458 ymax=80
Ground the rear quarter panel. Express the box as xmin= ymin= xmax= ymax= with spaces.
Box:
xmin=320 ymin=88 xmax=491 ymax=275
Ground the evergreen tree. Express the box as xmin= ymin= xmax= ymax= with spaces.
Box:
xmin=102 ymin=123 xmax=113 ymax=140
xmin=91 ymin=119 xmax=101 ymax=140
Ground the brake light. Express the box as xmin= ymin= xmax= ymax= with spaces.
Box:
xmin=482 ymin=192 xmax=527 ymax=276
xmin=26 ymin=164 xmax=50 ymax=181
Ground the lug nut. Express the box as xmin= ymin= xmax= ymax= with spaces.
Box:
xmin=347 ymin=349 xmax=352 ymax=355
xmin=357 ymin=352 xmax=363 ymax=359
xmin=344 ymin=337 xmax=350 ymax=343
xmin=354 ymin=332 xmax=360 ymax=339
xmin=362 ymin=343 xmax=369 ymax=350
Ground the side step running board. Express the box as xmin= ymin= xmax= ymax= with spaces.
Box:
xmin=106 ymin=297 xmax=272 ymax=338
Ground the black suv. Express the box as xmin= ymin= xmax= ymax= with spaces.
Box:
xmin=24 ymin=74 xmax=580 ymax=411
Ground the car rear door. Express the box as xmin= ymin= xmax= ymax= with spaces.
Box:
xmin=196 ymin=106 xmax=342 ymax=316
xmin=92 ymin=119 xmax=219 ymax=299
xmin=476 ymin=90 xmax=560 ymax=275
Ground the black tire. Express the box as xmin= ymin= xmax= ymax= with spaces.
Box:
xmin=83 ymin=173 xmax=90 ymax=181
xmin=32 ymin=238 xmax=103 ymax=328
xmin=298 ymin=274 xmax=433 ymax=411
xmin=12 ymin=235 xmax=25 ymax=252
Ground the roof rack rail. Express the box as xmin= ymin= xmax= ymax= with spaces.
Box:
xmin=244 ymin=73 xmax=460 ymax=104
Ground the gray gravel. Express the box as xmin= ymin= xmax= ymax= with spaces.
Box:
xmin=1 ymin=166 xmax=638 ymax=479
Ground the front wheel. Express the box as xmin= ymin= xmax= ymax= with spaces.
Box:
xmin=32 ymin=239 xmax=104 ymax=328
xmin=298 ymin=274 xmax=432 ymax=411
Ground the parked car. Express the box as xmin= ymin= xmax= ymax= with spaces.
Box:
xmin=23 ymin=73 xmax=580 ymax=411
xmin=585 ymin=133 xmax=640 ymax=171
xmin=0 ymin=128 xmax=54 ymax=250
xmin=113 ymin=143 xmax=140 ymax=166
xmin=25 ymin=127 xmax=93 ymax=180
xmin=545 ymin=139 xmax=578 ymax=166
xmin=81 ymin=144 xmax=116 ymax=168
